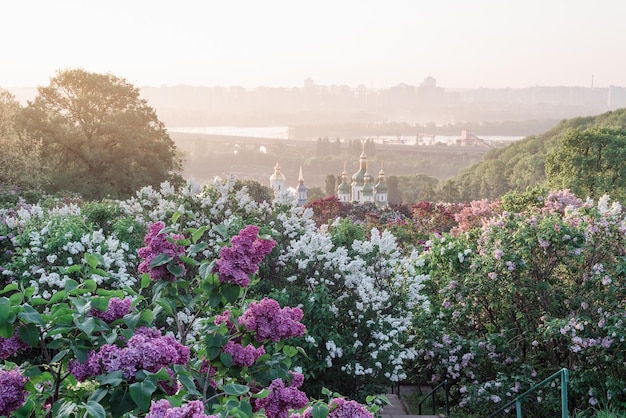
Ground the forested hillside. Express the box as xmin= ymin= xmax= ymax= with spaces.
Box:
xmin=441 ymin=108 xmax=626 ymax=202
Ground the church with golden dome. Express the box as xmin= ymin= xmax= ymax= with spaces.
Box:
xmin=269 ymin=149 xmax=388 ymax=207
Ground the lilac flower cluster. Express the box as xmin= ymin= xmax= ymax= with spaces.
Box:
xmin=240 ymin=298 xmax=306 ymax=342
xmin=327 ymin=398 xmax=374 ymax=418
xmin=0 ymin=329 xmax=28 ymax=359
xmin=138 ymin=221 xmax=186 ymax=281
xmin=146 ymin=399 xmax=218 ymax=418
xmin=223 ymin=340 xmax=265 ymax=367
xmin=68 ymin=327 xmax=190 ymax=382
xmin=253 ymin=372 xmax=308 ymax=418
xmin=213 ymin=225 xmax=276 ymax=287
xmin=90 ymin=297 xmax=132 ymax=323
xmin=0 ymin=369 xmax=27 ymax=417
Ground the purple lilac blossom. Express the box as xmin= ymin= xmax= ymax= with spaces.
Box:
xmin=146 ymin=399 xmax=218 ymax=418
xmin=91 ymin=297 xmax=132 ymax=323
xmin=138 ymin=221 xmax=186 ymax=281
xmin=68 ymin=327 xmax=189 ymax=382
xmin=213 ymin=225 xmax=276 ymax=287
xmin=240 ymin=298 xmax=306 ymax=342
xmin=0 ymin=329 xmax=29 ymax=359
xmin=0 ymin=369 xmax=27 ymax=416
xmin=328 ymin=398 xmax=374 ymax=418
xmin=223 ymin=340 xmax=265 ymax=367
xmin=253 ymin=374 xmax=309 ymax=418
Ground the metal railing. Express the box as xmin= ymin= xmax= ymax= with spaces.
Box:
xmin=417 ymin=380 xmax=450 ymax=416
xmin=487 ymin=368 xmax=569 ymax=418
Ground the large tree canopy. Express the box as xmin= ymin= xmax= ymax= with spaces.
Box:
xmin=545 ymin=127 xmax=626 ymax=200
xmin=0 ymin=89 xmax=45 ymax=191
xmin=19 ymin=69 xmax=182 ymax=199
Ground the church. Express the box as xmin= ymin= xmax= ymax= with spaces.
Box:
xmin=269 ymin=149 xmax=388 ymax=207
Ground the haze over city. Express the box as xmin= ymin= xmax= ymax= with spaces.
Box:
xmin=3 ymin=0 xmax=626 ymax=90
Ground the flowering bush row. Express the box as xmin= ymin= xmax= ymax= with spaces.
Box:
xmin=0 ymin=178 xmax=427 ymax=416
xmin=410 ymin=188 xmax=626 ymax=415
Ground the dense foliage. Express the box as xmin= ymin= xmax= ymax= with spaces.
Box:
xmin=15 ymin=69 xmax=182 ymax=199
xmin=410 ymin=188 xmax=626 ymax=415
xmin=0 ymin=179 xmax=428 ymax=417
xmin=443 ymin=108 xmax=626 ymax=202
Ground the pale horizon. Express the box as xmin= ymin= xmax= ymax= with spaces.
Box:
xmin=3 ymin=0 xmax=625 ymax=90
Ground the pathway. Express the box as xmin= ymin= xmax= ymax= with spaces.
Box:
xmin=379 ymin=386 xmax=446 ymax=418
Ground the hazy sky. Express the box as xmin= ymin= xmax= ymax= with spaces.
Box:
xmin=2 ymin=0 xmax=624 ymax=89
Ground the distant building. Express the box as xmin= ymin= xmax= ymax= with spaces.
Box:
xmin=456 ymin=130 xmax=488 ymax=147
xmin=270 ymin=150 xmax=387 ymax=207
xmin=296 ymin=166 xmax=307 ymax=206
xmin=269 ymin=163 xmax=286 ymax=192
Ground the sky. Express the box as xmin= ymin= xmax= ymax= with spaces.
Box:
xmin=2 ymin=0 xmax=625 ymax=90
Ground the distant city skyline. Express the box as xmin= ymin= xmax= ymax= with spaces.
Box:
xmin=2 ymin=0 xmax=625 ymax=90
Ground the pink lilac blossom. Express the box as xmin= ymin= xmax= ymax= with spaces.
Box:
xmin=91 ymin=297 xmax=132 ymax=323
xmin=138 ymin=221 xmax=186 ymax=281
xmin=223 ymin=341 xmax=265 ymax=367
xmin=327 ymin=398 xmax=374 ymax=418
xmin=146 ymin=399 xmax=218 ymax=418
xmin=253 ymin=373 xmax=309 ymax=418
xmin=212 ymin=225 xmax=276 ymax=287
xmin=240 ymin=298 xmax=306 ymax=342
xmin=0 ymin=369 xmax=27 ymax=417
xmin=0 ymin=329 xmax=29 ymax=359
xmin=68 ymin=327 xmax=190 ymax=382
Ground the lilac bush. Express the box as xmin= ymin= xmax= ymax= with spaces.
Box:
xmin=411 ymin=188 xmax=626 ymax=415
xmin=0 ymin=181 xmax=405 ymax=417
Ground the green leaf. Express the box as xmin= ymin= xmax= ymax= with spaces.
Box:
xmin=150 ymin=254 xmax=173 ymax=269
xmin=214 ymin=223 xmax=229 ymax=238
xmin=167 ymin=262 xmax=184 ymax=277
xmin=311 ymin=403 xmax=330 ymax=418
xmin=85 ymin=253 xmax=100 ymax=269
xmin=179 ymin=255 xmax=199 ymax=266
xmin=75 ymin=316 xmax=97 ymax=336
xmin=192 ymin=225 xmax=210 ymax=243
xmin=98 ymin=370 xmax=124 ymax=386
xmin=50 ymin=290 xmax=67 ymax=304
xmin=0 ymin=283 xmax=18 ymax=294
xmin=61 ymin=265 xmax=82 ymax=274
xmin=24 ymin=287 xmax=35 ymax=299
xmin=0 ymin=297 xmax=11 ymax=323
xmin=199 ymin=261 xmax=213 ymax=280
xmin=9 ymin=291 xmax=23 ymax=305
xmin=140 ymin=273 xmax=152 ymax=289
xmin=18 ymin=323 xmax=40 ymax=347
xmin=222 ymin=383 xmax=249 ymax=396
xmin=155 ymin=299 xmax=174 ymax=316
xmin=83 ymin=279 xmax=97 ymax=292
xmin=129 ymin=380 xmax=157 ymax=411
xmin=171 ymin=210 xmax=182 ymax=225
xmin=252 ymin=388 xmax=270 ymax=398
xmin=220 ymin=351 xmax=233 ymax=367
xmin=0 ymin=322 xmax=13 ymax=338
xmin=51 ymin=349 xmax=70 ymax=363
xmin=64 ymin=279 xmax=79 ymax=292
xmin=178 ymin=374 xmax=200 ymax=395
xmin=221 ymin=283 xmax=242 ymax=304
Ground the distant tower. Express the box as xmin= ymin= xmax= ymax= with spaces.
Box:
xmin=351 ymin=145 xmax=373 ymax=203
xmin=361 ymin=173 xmax=374 ymax=203
xmin=297 ymin=166 xmax=307 ymax=206
xmin=374 ymin=162 xmax=388 ymax=207
xmin=270 ymin=163 xmax=286 ymax=192
xmin=337 ymin=161 xmax=351 ymax=203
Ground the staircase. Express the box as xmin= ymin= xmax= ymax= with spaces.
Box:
xmin=379 ymin=393 xmax=445 ymax=418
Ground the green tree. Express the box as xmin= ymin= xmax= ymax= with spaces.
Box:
xmin=546 ymin=127 xmax=626 ymax=199
xmin=234 ymin=179 xmax=274 ymax=203
xmin=0 ymin=89 xmax=45 ymax=191
xmin=325 ymin=174 xmax=337 ymax=196
xmin=19 ymin=68 xmax=182 ymax=199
